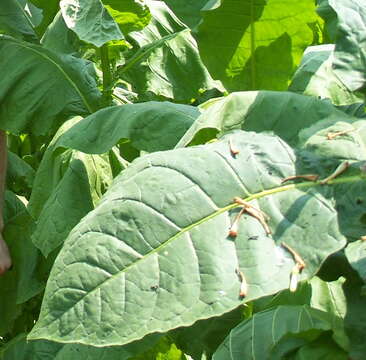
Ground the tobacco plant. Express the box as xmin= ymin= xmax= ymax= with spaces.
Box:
xmin=1 ymin=0 xmax=366 ymax=359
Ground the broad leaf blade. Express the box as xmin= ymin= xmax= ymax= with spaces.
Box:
xmin=0 ymin=0 xmax=39 ymax=42
xmin=0 ymin=36 xmax=101 ymax=135
xmin=58 ymin=102 xmax=200 ymax=154
xmin=321 ymin=0 xmax=366 ymax=92
xmin=29 ymin=131 xmax=347 ymax=346
xmin=212 ymin=305 xmax=342 ymax=360
xmin=121 ymin=2 xmax=223 ymax=103
xmin=60 ymin=0 xmax=123 ymax=47
xmin=289 ymin=45 xmax=364 ymax=106
xmin=176 ymin=91 xmax=353 ymax=148
xmin=197 ymin=0 xmax=322 ymax=91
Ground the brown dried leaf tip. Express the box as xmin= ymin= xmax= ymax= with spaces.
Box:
xmin=326 ymin=129 xmax=353 ymax=140
xmin=281 ymin=242 xmax=306 ymax=293
xmin=235 ymin=268 xmax=248 ymax=298
xmin=281 ymin=174 xmax=319 ymax=183
xmin=229 ymin=138 xmax=240 ymax=156
xmin=319 ymin=161 xmax=349 ymax=185
xmin=233 ymin=197 xmax=271 ymax=235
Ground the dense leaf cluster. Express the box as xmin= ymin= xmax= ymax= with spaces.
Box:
xmin=1 ymin=0 xmax=366 ymax=359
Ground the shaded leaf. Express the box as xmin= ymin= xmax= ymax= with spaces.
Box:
xmin=212 ymin=305 xmax=344 ymax=360
xmin=293 ymin=335 xmax=348 ymax=360
xmin=120 ymin=1 xmax=223 ymax=103
xmin=0 ymin=35 xmax=101 ymax=135
xmin=29 ymin=131 xmax=348 ymax=346
xmin=197 ymin=0 xmax=322 ymax=91
xmin=162 ymin=0 xmax=212 ymax=29
xmin=0 ymin=0 xmax=39 ymax=42
xmin=41 ymin=11 xmax=81 ymax=55
xmin=345 ymin=240 xmax=366 ymax=283
xmin=343 ymin=280 xmax=366 ymax=360
xmin=29 ymin=0 xmax=60 ymax=35
xmin=58 ymin=102 xmax=200 ymax=154
xmin=0 ymin=333 xmax=162 ymax=360
xmin=28 ymin=118 xmax=114 ymax=256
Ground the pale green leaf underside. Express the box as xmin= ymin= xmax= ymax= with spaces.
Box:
xmin=29 ymin=131 xmax=347 ymax=346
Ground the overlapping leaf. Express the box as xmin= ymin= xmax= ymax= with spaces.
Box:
xmin=196 ymin=0 xmax=322 ymax=91
xmin=0 ymin=35 xmax=101 ymax=135
xmin=120 ymin=1 xmax=223 ymax=103
xmin=289 ymin=45 xmax=364 ymax=105
xmin=318 ymin=0 xmax=366 ymax=92
xmin=29 ymin=131 xmax=349 ymax=346
xmin=176 ymin=91 xmax=355 ymax=148
xmin=60 ymin=0 xmax=151 ymax=47
xmin=0 ymin=0 xmax=39 ymax=42
xmin=213 ymin=305 xmax=345 ymax=359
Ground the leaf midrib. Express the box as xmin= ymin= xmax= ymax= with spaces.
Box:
xmin=41 ymin=174 xmax=362 ymax=329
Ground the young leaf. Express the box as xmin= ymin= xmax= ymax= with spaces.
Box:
xmin=28 ymin=131 xmax=349 ymax=346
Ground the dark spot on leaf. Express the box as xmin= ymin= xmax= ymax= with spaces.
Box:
xmin=248 ymin=236 xmax=259 ymax=240
xmin=150 ymin=285 xmax=159 ymax=291
xmin=356 ymin=198 xmax=363 ymax=205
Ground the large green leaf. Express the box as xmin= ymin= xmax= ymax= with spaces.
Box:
xmin=28 ymin=131 xmax=350 ymax=346
xmin=0 ymin=333 xmax=162 ymax=360
xmin=28 ymin=118 xmax=114 ymax=257
xmin=0 ymin=36 xmax=101 ymax=135
xmin=0 ymin=0 xmax=39 ymax=42
xmin=162 ymin=0 xmax=212 ymax=29
xmin=59 ymin=0 xmax=122 ymax=47
xmin=59 ymin=0 xmax=150 ymax=47
xmin=289 ymin=45 xmax=364 ymax=106
xmin=212 ymin=305 xmax=344 ymax=360
xmin=57 ymin=102 xmax=199 ymax=154
xmin=120 ymin=1 xmax=223 ymax=103
xmin=319 ymin=0 xmax=366 ymax=92
xmin=176 ymin=91 xmax=354 ymax=148
xmin=41 ymin=11 xmax=81 ymax=55
xmin=196 ymin=0 xmax=322 ymax=91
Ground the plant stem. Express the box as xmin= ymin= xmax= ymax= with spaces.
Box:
xmin=100 ymin=44 xmax=113 ymax=106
